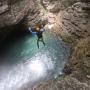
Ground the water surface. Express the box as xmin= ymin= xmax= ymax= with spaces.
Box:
xmin=0 ymin=29 xmax=71 ymax=90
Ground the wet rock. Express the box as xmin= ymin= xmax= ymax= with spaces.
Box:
xmin=64 ymin=37 xmax=90 ymax=81
xmin=29 ymin=1 xmax=90 ymax=90
xmin=0 ymin=0 xmax=39 ymax=42
xmin=60 ymin=2 xmax=90 ymax=38
xmin=87 ymin=75 xmax=90 ymax=79
xmin=63 ymin=65 xmax=72 ymax=75
xmin=32 ymin=76 xmax=90 ymax=90
xmin=0 ymin=0 xmax=36 ymax=28
xmin=42 ymin=0 xmax=79 ymax=12
xmin=84 ymin=60 xmax=90 ymax=68
xmin=0 ymin=4 xmax=8 ymax=14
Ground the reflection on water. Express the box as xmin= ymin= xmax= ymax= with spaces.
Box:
xmin=0 ymin=30 xmax=71 ymax=90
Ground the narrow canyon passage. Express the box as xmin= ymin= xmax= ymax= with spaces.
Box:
xmin=0 ymin=29 xmax=71 ymax=90
xmin=0 ymin=0 xmax=90 ymax=90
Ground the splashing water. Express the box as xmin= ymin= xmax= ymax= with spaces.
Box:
xmin=0 ymin=30 xmax=71 ymax=90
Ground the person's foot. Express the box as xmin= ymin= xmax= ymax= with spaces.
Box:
xmin=37 ymin=45 xmax=39 ymax=49
xmin=37 ymin=42 xmax=39 ymax=49
xmin=43 ymin=42 xmax=45 ymax=46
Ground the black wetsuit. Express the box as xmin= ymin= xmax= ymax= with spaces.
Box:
xmin=29 ymin=27 xmax=45 ymax=48
xmin=36 ymin=31 xmax=45 ymax=48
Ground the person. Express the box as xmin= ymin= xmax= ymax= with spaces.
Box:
xmin=28 ymin=24 xmax=45 ymax=48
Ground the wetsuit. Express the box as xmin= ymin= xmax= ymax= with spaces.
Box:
xmin=29 ymin=27 xmax=45 ymax=48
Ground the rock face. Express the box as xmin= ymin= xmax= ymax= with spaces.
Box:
xmin=40 ymin=0 xmax=90 ymax=38
xmin=31 ymin=76 xmax=90 ymax=90
xmin=0 ymin=0 xmax=90 ymax=89
xmin=64 ymin=37 xmax=90 ymax=81
xmin=0 ymin=0 xmax=36 ymax=28
xmin=60 ymin=1 xmax=90 ymax=38
xmin=30 ymin=1 xmax=90 ymax=90
xmin=41 ymin=0 xmax=78 ymax=12
xmin=0 ymin=0 xmax=38 ymax=42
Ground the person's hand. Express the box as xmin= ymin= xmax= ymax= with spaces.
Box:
xmin=29 ymin=27 xmax=31 ymax=30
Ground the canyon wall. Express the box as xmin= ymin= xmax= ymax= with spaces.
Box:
xmin=0 ymin=0 xmax=90 ymax=89
xmin=0 ymin=0 xmax=38 ymax=42
xmin=31 ymin=0 xmax=90 ymax=90
xmin=0 ymin=0 xmax=36 ymax=28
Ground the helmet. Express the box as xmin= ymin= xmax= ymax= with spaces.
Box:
xmin=35 ymin=24 xmax=41 ymax=29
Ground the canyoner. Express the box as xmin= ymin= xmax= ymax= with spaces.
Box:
xmin=28 ymin=24 xmax=45 ymax=48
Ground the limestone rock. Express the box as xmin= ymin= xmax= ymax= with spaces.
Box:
xmin=60 ymin=2 xmax=90 ymax=38
xmin=32 ymin=76 xmax=90 ymax=90
xmin=0 ymin=0 xmax=36 ymax=28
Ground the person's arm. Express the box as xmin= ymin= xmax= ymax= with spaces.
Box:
xmin=28 ymin=27 xmax=32 ymax=33
xmin=40 ymin=28 xmax=45 ymax=32
xmin=28 ymin=27 xmax=36 ymax=34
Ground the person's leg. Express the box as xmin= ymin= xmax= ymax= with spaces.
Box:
xmin=41 ymin=37 xmax=45 ymax=46
xmin=37 ymin=38 xmax=39 ymax=48
xmin=37 ymin=37 xmax=45 ymax=48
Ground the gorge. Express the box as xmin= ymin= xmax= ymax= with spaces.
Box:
xmin=0 ymin=0 xmax=90 ymax=90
